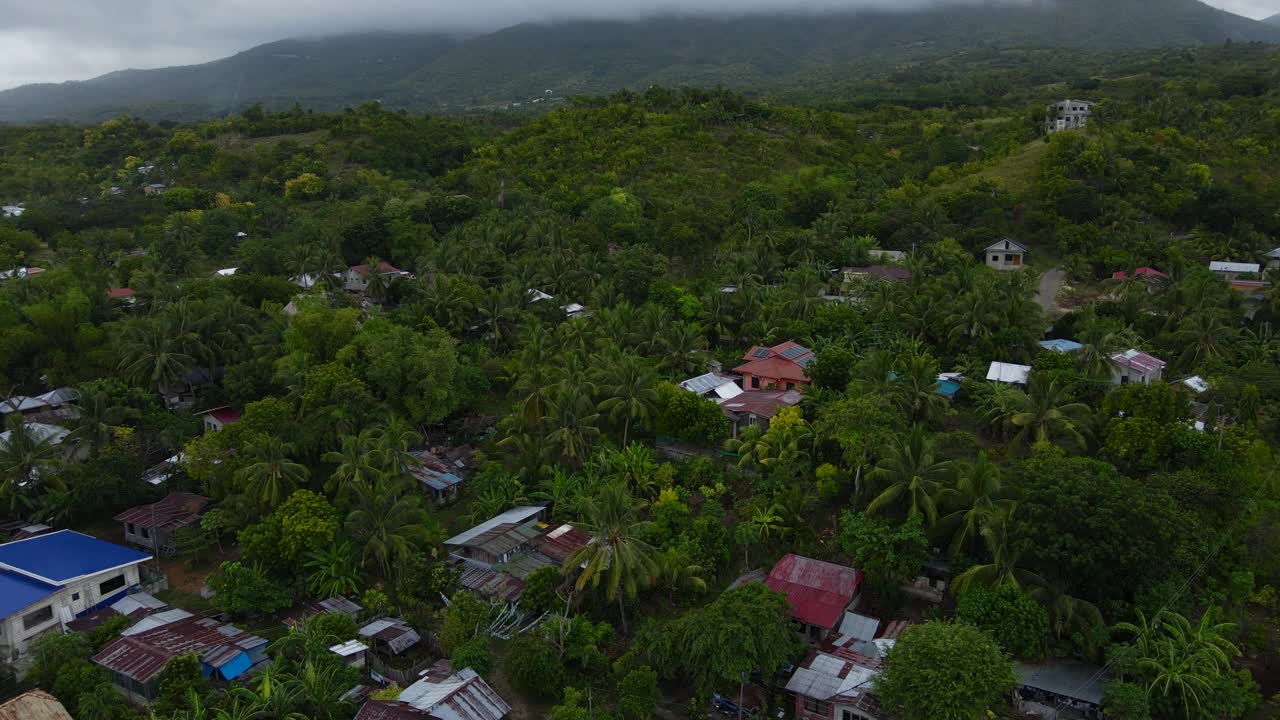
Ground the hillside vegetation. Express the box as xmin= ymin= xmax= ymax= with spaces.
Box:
xmin=1 ymin=41 xmax=1280 ymax=720
xmin=1 ymin=0 xmax=1278 ymax=122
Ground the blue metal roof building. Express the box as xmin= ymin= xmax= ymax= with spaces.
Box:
xmin=0 ymin=571 xmax=59 ymax=619
xmin=0 ymin=530 xmax=150 ymax=584
xmin=1039 ymin=339 xmax=1083 ymax=353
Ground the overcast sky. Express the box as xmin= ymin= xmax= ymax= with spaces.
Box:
xmin=0 ymin=0 xmax=1276 ymax=91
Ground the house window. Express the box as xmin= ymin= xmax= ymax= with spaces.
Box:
xmin=786 ymin=383 xmax=795 ymax=391
xmin=72 ymin=592 xmax=80 ymax=602
xmin=990 ymin=255 xmax=999 ymax=262
xmin=22 ymin=605 xmax=53 ymax=630
xmin=1005 ymin=254 xmax=1016 ymax=262
xmin=803 ymin=698 xmax=829 ymax=714
xmin=140 ymin=527 xmax=150 ymax=539
xmin=127 ymin=522 xmax=135 ymax=534
xmin=99 ymin=574 xmax=127 ymax=596
xmin=750 ymin=376 xmax=760 ymax=389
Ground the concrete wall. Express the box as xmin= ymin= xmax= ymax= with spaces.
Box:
xmin=1 ymin=564 xmax=143 ymax=660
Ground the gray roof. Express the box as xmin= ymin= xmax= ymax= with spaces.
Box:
xmin=836 ymin=612 xmax=880 ymax=643
xmin=444 ymin=506 xmax=544 ymax=547
xmin=1015 ymin=660 xmax=1107 ymax=705
xmin=678 ymin=372 xmax=739 ymax=396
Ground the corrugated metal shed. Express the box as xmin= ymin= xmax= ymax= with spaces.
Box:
xmin=94 ymin=611 xmax=265 ymax=683
xmin=0 ymin=691 xmax=73 ymax=720
xmin=114 ymin=492 xmax=209 ymax=530
xmin=400 ymin=666 xmax=511 ymax=720
xmin=444 ymin=506 xmax=545 ymax=547
xmin=986 ymin=362 xmax=1031 ymax=385
xmin=1109 ymin=349 xmax=1165 ymax=375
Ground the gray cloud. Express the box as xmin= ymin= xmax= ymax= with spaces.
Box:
xmin=0 ymin=0 xmax=1277 ymax=90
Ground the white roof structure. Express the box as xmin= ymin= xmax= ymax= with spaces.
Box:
xmin=836 ymin=612 xmax=880 ymax=643
xmin=526 ymin=289 xmax=553 ymax=303
xmin=121 ymin=608 xmax=193 ymax=636
xmin=986 ymin=362 xmax=1031 ymax=385
xmin=1 ymin=206 xmax=24 ymax=218
xmin=679 ymin=372 xmax=743 ymax=399
xmin=444 ymin=506 xmax=544 ymax=547
xmin=291 ymin=273 xmax=322 ymax=290
xmin=1 ymin=388 xmax=78 ymax=415
xmin=785 ymin=653 xmax=878 ymax=702
xmin=1180 ymin=376 xmax=1209 ymax=394
xmin=329 ymin=640 xmax=368 ymax=657
xmin=111 ymin=592 xmax=167 ymax=616
xmin=0 ymin=422 xmax=69 ymax=449
xmin=561 ymin=303 xmax=587 ymax=318
xmin=399 ymin=667 xmax=511 ymax=720
xmin=213 ymin=267 xmax=238 ymax=277
xmin=1265 ymin=248 xmax=1280 ymax=260
xmin=984 ymin=238 xmax=1028 ymax=253
xmin=1209 ymin=261 xmax=1261 ymax=274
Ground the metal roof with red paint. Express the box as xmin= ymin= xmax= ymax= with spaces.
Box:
xmin=529 ymin=523 xmax=592 ymax=563
xmin=1109 ymin=349 xmax=1166 ymax=375
xmin=107 ymin=287 xmax=136 ymax=299
xmin=764 ymin=554 xmax=861 ymax=630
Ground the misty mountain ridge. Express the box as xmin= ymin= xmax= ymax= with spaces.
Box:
xmin=1 ymin=0 xmax=1277 ymax=123
xmin=1265 ymin=12 xmax=1280 ymax=26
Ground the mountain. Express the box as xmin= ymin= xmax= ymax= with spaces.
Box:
xmin=1265 ymin=13 xmax=1280 ymax=26
xmin=2 ymin=0 xmax=1278 ymax=123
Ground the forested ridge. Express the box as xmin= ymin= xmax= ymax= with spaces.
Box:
xmin=1 ymin=42 xmax=1280 ymax=720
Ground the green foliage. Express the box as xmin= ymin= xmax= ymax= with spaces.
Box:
xmin=452 ymin=636 xmax=493 ymax=677
xmin=877 ymin=622 xmax=1017 ymax=720
xmin=838 ymin=511 xmax=930 ymax=593
xmin=154 ymin=653 xmax=211 ymax=717
xmin=654 ymin=382 xmax=730 ymax=445
xmin=28 ymin=632 xmax=93 ymax=688
xmin=505 ymin=631 xmax=566 ymax=699
xmin=207 ymin=561 xmax=294 ymax=617
xmin=1103 ymin=680 xmax=1152 ymax=720
xmin=88 ymin=614 xmax=134 ymax=648
xmin=617 ymin=665 xmax=661 ymax=720
xmin=440 ymin=591 xmax=492 ymax=656
xmin=955 ymin=585 xmax=1048 ymax=658
xmin=669 ymin=581 xmax=803 ymax=691
xmin=339 ymin=317 xmax=461 ymax=424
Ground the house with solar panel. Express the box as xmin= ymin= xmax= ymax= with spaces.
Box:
xmin=734 ymin=341 xmax=815 ymax=392
xmin=0 ymin=530 xmax=151 ymax=661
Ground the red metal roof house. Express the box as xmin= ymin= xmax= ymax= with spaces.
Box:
xmin=765 ymin=554 xmax=862 ymax=643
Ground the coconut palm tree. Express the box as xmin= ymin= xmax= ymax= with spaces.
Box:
xmin=0 ymin=414 xmax=63 ymax=511
xmin=944 ymin=283 xmax=998 ymax=344
xmin=935 ymin=452 xmax=1014 ymax=557
xmin=303 ymin=541 xmax=361 ymax=598
xmin=865 ymin=424 xmax=954 ymax=525
xmin=545 ymin=386 xmax=602 ymax=467
xmin=68 ymin=385 xmax=135 ymax=456
xmin=531 ymin=468 xmax=584 ymax=520
xmin=320 ymin=430 xmax=381 ymax=495
xmin=593 ymin=351 xmax=658 ymax=448
xmin=1004 ymin=379 xmax=1091 ymax=449
xmin=952 ymin=510 xmax=1046 ymax=593
xmin=651 ymin=547 xmax=708 ymax=605
xmin=563 ymin=483 xmax=656 ymax=634
xmin=361 ymin=257 xmax=391 ymax=304
xmin=1174 ymin=311 xmax=1239 ymax=369
xmin=344 ymin=480 xmax=438 ymax=579
xmin=237 ymin=436 xmax=309 ymax=511
xmin=117 ymin=320 xmax=196 ymax=392
xmin=897 ymin=351 xmax=948 ymax=424
xmin=659 ymin=321 xmax=708 ymax=375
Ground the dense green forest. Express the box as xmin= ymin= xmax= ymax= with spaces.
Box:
xmin=2 ymin=42 xmax=1280 ymax=720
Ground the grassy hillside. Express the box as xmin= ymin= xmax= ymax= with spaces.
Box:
xmin=0 ymin=0 xmax=1276 ymax=123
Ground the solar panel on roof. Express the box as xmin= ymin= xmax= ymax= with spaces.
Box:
xmin=795 ymin=356 xmax=815 ymax=368
xmin=752 ymin=348 xmax=770 ymax=358
xmin=780 ymin=345 xmax=810 ymax=360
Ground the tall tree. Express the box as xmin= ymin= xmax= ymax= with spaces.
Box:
xmin=563 ymin=483 xmax=656 ymax=634
xmin=866 ymin=424 xmax=954 ymax=525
